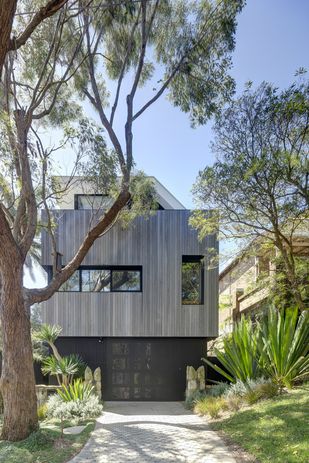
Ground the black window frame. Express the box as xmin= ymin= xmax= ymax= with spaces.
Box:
xmin=47 ymin=265 xmax=143 ymax=293
xmin=74 ymin=194 xmax=111 ymax=210
xmin=181 ymin=255 xmax=205 ymax=305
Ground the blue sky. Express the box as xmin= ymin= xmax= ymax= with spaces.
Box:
xmin=127 ymin=0 xmax=309 ymax=208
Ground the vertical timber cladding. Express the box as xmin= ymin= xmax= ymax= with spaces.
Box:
xmin=41 ymin=209 xmax=219 ymax=338
xmin=55 ymin=337 xmax=207 ymax=401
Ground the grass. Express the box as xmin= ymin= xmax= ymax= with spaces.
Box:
xmin=211 ymin=386 xmax=309 ymax=463
xmin=0 ymin=419 xmax=95 ymax=463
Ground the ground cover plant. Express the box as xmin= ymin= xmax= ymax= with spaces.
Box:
xmin=0 ymin=419 xmax=95 ymax=463
xmin=211 ymin=386 xmax=309 ymax=463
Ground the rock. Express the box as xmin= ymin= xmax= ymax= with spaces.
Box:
xmin=63 ymin=425 xmax=86 ymax=435
xmin=84 ymin=366 xmax=93 ymax=383
xmin=94 ymin=367 xmax=101 ymax=381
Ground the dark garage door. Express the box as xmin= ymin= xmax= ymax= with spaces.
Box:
xmin=53 ymin=337 xmax=206 ymax=401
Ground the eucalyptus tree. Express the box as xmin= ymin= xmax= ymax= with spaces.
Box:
xmin=0 ymin=0 xmax=244 ymax=440
xmin=192 ymin=78 xmax=309 ymax=310
xmin=0 ymin=0 xmax=69 ymax=76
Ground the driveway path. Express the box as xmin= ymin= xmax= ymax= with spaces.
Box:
xmin=69 ymin=402 xmax=236 ymax=463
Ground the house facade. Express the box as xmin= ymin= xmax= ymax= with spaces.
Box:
xmin=40 ymin=177 xmax=218 ymax=400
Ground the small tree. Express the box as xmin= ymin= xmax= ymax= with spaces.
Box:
xmin=192 ymin=77 xmax=309 ymax=310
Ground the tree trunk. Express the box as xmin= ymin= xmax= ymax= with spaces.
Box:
xmin=0 ymin=263 xmax=38 ymax=441
xmin=0 ymin=0 xmax=18 ymax=77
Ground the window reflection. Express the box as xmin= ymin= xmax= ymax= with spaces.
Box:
xmin=112 ymin=271 xmax=141 ymax=291
xmin=59 ymin=271 xmax=79 ymax=291
xmin=76 ymin=195 xmax=113 ymax=210
xmin=182 ymin=256 xmax=204 ymax=305
xmin=81 ymin=269 xmax=110 ymax=292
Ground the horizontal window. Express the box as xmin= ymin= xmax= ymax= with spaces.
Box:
xmin=55 ymin=266 xmax=142 ymax=292
xmin=182 ymin=255 xmax=204 ymax=305
xmin=74 ymin=194 xmax=114 ymax=210
xmin=112 ymin=270 xmax=141 ymax=291
xmin=58 ymin=270 xmax=80 ymax=292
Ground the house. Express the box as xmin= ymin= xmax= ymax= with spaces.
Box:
xmin=40 ymin=177 xmax=218 ymax=400
xmin=218 ymin=235 xmax=309 ymax=335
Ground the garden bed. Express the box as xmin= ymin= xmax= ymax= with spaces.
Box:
xmin=0 ymin=419 xmax=95 ymax=463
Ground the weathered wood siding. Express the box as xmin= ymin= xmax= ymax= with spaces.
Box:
xmin=41 ymin=210 xmax=218 ymax=337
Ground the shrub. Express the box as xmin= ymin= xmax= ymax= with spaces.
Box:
xmin=225 ymin=394 xmax=242 ymax=412
xmin=57 ymin=379 xmax=94 ymax=402
xmin=23 ymin=430 xmax=53 ymax=451
xmin=243 ymin=389 xmax=263 ymax=405
xmin=0 ymin=446 xmax=32 ymax=463
xmin=207 ymin=382 xmax=229 ymax=397
xmin=47 ymin=393 xmax=103 ymax=421
xmin=203 ymin=316 xmax=262 ymax=383
xmin=258 ymin=307 xmax=309 ymax=389
xmin=224 ymin=377 xmax=270 ymax=398
xmin=194 ymin=397 xmax=227 ymax=419
xmin=184 ymin=390 xmax=207 ymax=410
xmin=226 ymin=378 xmax=279 ymax=405
xmin=37 ymin=403 xmax=48 ymax=421
xmin=42 ymin=355 xmax=83 ymax=386
xmin=255 ymin=381 xmax=278 ymax=399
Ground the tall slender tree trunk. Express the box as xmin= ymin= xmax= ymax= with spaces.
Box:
xmin=0 ymin=263 xmax=38 ymax=441
xmin=0 ymin=0 xmax=18 ymax=76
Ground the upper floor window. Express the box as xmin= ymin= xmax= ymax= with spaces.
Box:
xmin=74 ymin=194 xmax=113 ymax=210
xmin=182 ymin=255 xmax=204 ymax=305
xmin=58 ymin=266 xmax=142 ymax=292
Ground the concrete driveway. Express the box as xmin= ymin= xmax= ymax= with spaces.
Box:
xmin=69 ymin=402 xmax=236 ymax=463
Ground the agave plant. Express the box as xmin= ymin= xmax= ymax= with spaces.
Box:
xmin=258 ymin=307 xmax=309 ymax=389
xmin=203 ymin=316 xmax=262 ymax=383
xmin=57 ymin=379 xmax=94 ymax=402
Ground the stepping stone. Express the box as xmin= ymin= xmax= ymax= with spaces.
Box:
xmin=63 ymin=425 xmax=86 ymax=435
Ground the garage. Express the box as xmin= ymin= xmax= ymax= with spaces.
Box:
xmin=53 ymin=337 xmax=206 ymax=401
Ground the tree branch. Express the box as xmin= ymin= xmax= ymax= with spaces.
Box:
xmin=9 ymin=0 xmax=69 ymax=51
xmin=28 ymin=189 xmax=130 ymax=303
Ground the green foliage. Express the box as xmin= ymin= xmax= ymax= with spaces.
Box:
xmin=0 ymin=420 xmax=95 ymax=463
xmin=270 ymin=256 xmax=309 ymax=309
xmin=203 ymin=316 xmax=262 ymax=383
xmin=118 ymin=172 xmax=159 ymax=228
xmin=37 ymin=404 xmax=48 ymax=421
xmin=0 ymin=446 xmax=33 ymax=463
xmin=194 ymin=396 xmax=227 ymax=418
xmin=207 ymin=382 xmax=230 ymax=397
xmin=192 ymin=78 xmax=309 ymax=309
xmin=255 ymin=382 xmax=279 ymax=399
xmin=21 ymin=430 xmax=53 ymax=452
xmin=211 ymin=387 xmax=309 ymax=463
xmin=34 ymin=324 xmax=62 ymax=345
xmin=225 ymin=394 xmax=242 ymax=412
xmin=225 ymin=377 xmax=272 ymax=397
xmin=41 ymin=355 xmax=82 ymax=386
xmin=184 ymin=390 xmax=207 ymax=410
xmin=258 ymin=308 xmax=309 ymax=389
xmin=57 ymin=379 xmax=94 ymax=402
xmin=206 ymin=307 xmax=309 ymax=390
xmin=47 ymin=394 xmax=103 ymax=421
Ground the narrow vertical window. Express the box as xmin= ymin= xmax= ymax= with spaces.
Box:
xmin=182 ymin=256 xmax=204 ymax=305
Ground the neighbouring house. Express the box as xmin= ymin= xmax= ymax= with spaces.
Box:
xmin=40 ymin=176 xmax=218 ymax=400
xmin=218 ymin=234 xmax=309 ymax=335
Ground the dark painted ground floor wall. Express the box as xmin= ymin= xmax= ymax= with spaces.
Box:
xmin=44 ymin=337 xmax=208 ymax=401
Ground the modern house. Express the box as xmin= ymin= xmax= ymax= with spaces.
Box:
xmin=40 ymin=176 xmax=218 ymax=400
